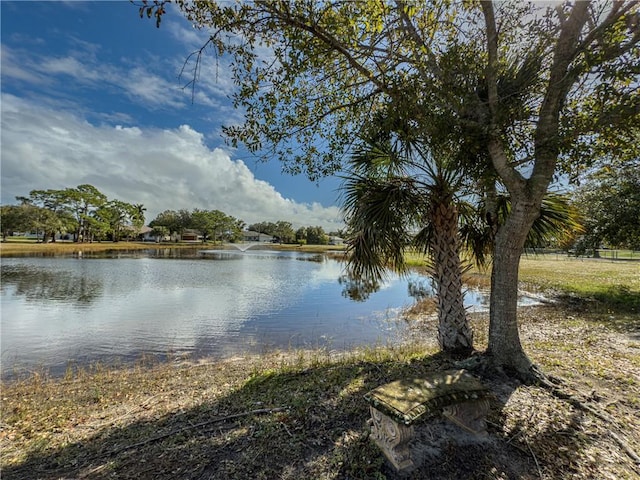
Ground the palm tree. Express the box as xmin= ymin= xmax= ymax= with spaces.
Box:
xmin=342 ymin=138 xmax=582 ymax=357
xmin=342 ymin=139 xmax=475 ymax=355
xmin=132 ymin=204 xmax=147 ymax=230
xmin=461 ymin=191 xmax=584 ymax=268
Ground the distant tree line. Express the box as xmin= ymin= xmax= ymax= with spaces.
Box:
xmin=1 ymin=185 xmax=344 ymax=246
xmin=569 ymin=161 xmax=640 ymax=255
xmin=149 ymin=212 xmax=344 ymax=245
xmin=3 ymin=167 xmax=637 ymax=251
xmin=246 ymin=221 xmax=344 ymax=245
xmin=1 ymin=185 xmax=146 ymax=243
xmin=149 ymin=209 xmax=244 ymax=244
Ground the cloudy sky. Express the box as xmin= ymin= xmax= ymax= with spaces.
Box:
xmin=1 ymin=1 xmax=344 ymax=231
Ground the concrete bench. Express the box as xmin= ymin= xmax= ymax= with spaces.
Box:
xmin=364 ymin=369 xmax=490 ymax=471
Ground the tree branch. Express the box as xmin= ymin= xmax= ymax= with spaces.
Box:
xmin=396 ymin=0 xmax=444 ymax=81
xmin=531 ymin=1 xmax=591 ymax=195
xmin=481 ymin=1 xmax=526 ymax=196
xmin=257 ymin=1 xmax=392 ymax=96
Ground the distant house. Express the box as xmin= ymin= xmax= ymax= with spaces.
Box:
xmin=140 ymin=226 xmax=171 ymax=242
xmin=136 ymin=226 xmax=154 ymax=241
xmin=328 ymin=236 xmax=344 ymax=245
xmin=123 ymin=225 xmax=154 ymax=241
xmin=180 ymin=229 xmax=201 ymax=242
xmin=242 ymin=230 xmax=274 ymax=243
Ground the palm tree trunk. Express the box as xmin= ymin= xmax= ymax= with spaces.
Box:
xmin=431 ymin=199 xmax=473 ymax=355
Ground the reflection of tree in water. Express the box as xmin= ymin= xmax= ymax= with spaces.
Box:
xmin=407 ymin=278 xmax=434 ymax=301
xmin=1 ymin=265 xmax=102 ymax=305
xmin=338 ymin=274 xmax=381 ymax=302
xmin=340 ymin=273 xmax=435 ymax=303
xmin=295 ymin=254 xmax=324 ymax=263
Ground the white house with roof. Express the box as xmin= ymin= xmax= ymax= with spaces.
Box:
xmin=242 ymin=230 xmax=274 ymax=243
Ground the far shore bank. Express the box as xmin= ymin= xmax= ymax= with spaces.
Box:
xmin=0 ymin=239 xmax=346 ymax=257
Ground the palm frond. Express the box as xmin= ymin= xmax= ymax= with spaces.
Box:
xmin=342 ymin=173 xmax=424 ymax=282
xmin=526 ymin=192 xmax=583 ymax=248
xmin=348 ymin=142 xmax=404 ymax=177
xmin=458 ymin=203 xmax=493 ymax=268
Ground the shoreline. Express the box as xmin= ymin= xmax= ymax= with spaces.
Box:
xmin=0 ymin=240 xmax=346 ymax=257
xmin=2 ymin=303 xmax=639 ymax=479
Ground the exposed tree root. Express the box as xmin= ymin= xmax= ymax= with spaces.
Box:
xmin=530 ymin=365 xmax=640 ymax=470
xmin=454 ymin=350 xmax=539 ymax=384
xmin=456 ymin=355 xmax=640 ymax=471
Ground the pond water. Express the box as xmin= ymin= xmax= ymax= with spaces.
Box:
xmin=0 ymin=248 xmax=537 ymax=379
xmin=0 ymin=249 xmax=421 ymax=378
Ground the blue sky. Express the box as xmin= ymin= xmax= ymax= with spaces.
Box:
xmin=1 ymin=1 xmax=344 ymax=230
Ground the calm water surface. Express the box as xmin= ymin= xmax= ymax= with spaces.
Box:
xmin=2 ymin=249 xmax=437 ymax=378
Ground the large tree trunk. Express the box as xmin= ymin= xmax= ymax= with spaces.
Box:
xmin=431 ymin=199 xmax=473 ymax=355
xmin=487 ymin=199 xmax=539 ymax=376
xmin=480 ymin=2 xmax=592 ymax=379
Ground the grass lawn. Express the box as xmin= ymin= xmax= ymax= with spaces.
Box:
xmin=1 ymin=249 xmax=638 ymax=479
xmin=518 ymin=254 xmax=640 ymax=313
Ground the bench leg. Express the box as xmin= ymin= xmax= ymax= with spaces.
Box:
xmin=442 ymin=398 xmax=490 ymax=435
xmin=368 ymin=406 xmax=415 ymax=471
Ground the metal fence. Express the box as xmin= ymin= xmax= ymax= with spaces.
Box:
xmin=522 ymin=248 xmax=639 ymax=260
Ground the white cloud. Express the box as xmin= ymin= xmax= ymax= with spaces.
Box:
xmin=166 ymin=18 xmax=207 ymax=49
xmin=2 ymin=35 xmax=236 ymax=113
xmin=120 ymin=65 xmax=187 ymax=109
xmin=0 ymin=45 xmax=51 ymax=85
xmin=2 ymin=43 xmax=189 ymax=111
xmin=40 ymin=56 xmax=100 ymax=79
xmin=0 ymin=94 xmax=343 ymax=231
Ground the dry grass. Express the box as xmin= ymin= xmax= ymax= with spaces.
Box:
xmin=2 ymin=304 xmax=639 ymax=480
xmin=0 ymin=241 xmax=195 ymax=256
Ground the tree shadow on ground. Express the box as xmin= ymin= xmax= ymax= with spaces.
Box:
xmin=3 ymin=351 xmax=607 ymax=480
xmin=553 ymin=294 xmax=640 ymax=340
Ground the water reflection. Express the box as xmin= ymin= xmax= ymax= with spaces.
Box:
xmin=338 ymin=273 xmax=435 ymax=302
xmin=1 ymin=264 xmax=102 ymax=305
xmin=338 ymin=275 xmax=382 ymax=302
xmin=1 ymin=251 xmax=542 ymax=379
xmin=407 ymin=278 xmax=434 ymax=300
xmin=1 ymin=251 xmax=421 ymax=378
xmin=199 ymin=249 xmax=325 ymax=263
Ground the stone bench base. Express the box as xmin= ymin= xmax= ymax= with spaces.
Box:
xmin=364 ymin=370 xmax=490 ymax=471
xmin=368 ymin=405 xmax=416 ymax=470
